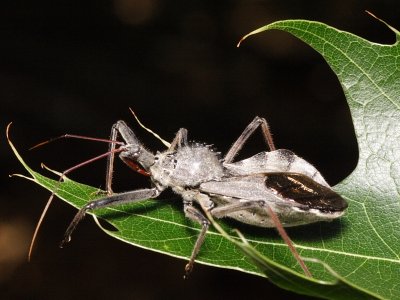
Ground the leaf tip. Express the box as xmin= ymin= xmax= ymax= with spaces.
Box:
xmin=237 ymin=24 xmax=275 ymax=48
xmin=41 ymin=163 xmax=63 ymax=177
xmin=6 ymin=121 xmax=13 ymax=140
xmin=6 ymin=122 xmax=29 ymax=172
xmin=236 ymin=37 xmax=245 ymax=48
xmin=365 ymin=10 xmax=400 ymax=37
xmin=237 ymin=31 xmax=256 ymax=47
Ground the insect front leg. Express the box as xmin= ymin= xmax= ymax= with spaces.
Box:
xmin=106 ymin=120 xmax=155 ymax=193
xmin=60 ymin=187 xmax=160 ymax=247
xmin=106 ymin=121 xmax=139 ymax=194
xmin=224 ymin=116 xmax=276 ymax=163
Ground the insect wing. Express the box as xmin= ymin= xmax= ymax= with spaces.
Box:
xmin=264 ymin=173 xmax=348 ymax=213
xmin=200 ymin=173 xmax=348 ymax=227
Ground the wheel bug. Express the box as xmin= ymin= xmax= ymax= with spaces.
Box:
xmin=48 ymin=113 xmax=347 ymax=277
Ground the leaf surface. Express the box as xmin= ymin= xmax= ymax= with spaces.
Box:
xmin=237 ymin=15 xmax=400 ymax=299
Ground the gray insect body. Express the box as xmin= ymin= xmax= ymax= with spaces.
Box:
xmin=61 ymin=116 xmax=348 ymax=275
xmin=151 ymin=144 xmax=224 ymax=189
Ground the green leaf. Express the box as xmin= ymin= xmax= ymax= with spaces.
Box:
xmin=8 ymin=15 xmax=400 ymax=300
xmin=236 ymin=14 xmax=400 ymax=300
xmin=8 ymin=133 xmax=379 ymax=299
xmin=208 ymin=217 xmax=379 ymax=300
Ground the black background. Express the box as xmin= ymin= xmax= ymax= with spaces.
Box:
xmin=2 ymin=1 xmax=399 ymax=299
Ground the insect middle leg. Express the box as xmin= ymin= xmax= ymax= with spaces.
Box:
xmin=182 ymin=199 xmax=210 ymax=276
xmin=224 ymin=116 xmax=276 ymax=163
xmin=168 ymin=128 xmax=189 ymax=151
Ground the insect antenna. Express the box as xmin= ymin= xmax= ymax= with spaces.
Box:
xmin=29 ymin=134 xmax=124 ymax=150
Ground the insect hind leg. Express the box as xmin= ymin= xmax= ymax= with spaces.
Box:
xmin=224 ymin=116 xmax=276 ymax=163
xmin=210 ymin=200 xmax=266 ymax=218
xmin=210 ymin=199 xmax=312 ymax=277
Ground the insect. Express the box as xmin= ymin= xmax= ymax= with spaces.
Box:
xmin=58 ymin=115 xmax=348 ymax=277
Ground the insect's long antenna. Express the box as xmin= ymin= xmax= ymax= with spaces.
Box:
xmin=30 ymin=134 xmax=124 ymax=150
xmin=28 ymin=148 xmax=124 ymax=261
xmin=28 ymin=190 xmax=54 ymax=261
xmin=265 ymin=204 xmax=312 ymax=277
xmin=129 ymin=108 xmax=171 ymax=148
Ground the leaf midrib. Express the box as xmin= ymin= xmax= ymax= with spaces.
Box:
xmin=28 ymin=165 xmax=400 ymax=267
xmin=95 ymin=201 xmax=400 ymax=264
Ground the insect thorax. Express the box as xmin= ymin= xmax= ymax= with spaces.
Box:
xmin=150 ymin=144 xmax=224 ymax=188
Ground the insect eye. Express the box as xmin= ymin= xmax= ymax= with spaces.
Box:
xmin=172 ymin=158 xmax=178 ymax=169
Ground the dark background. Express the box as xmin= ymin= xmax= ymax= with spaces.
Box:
xmin=1 ymin=1 xmax=399 ymax=299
